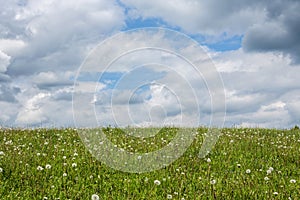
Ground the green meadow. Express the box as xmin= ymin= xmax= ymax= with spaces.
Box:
xmin=0 ymin=127 xmax=299 ymax=199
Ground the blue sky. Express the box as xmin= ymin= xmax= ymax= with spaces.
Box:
xmin=1 ymin=0 xmax=300 ymax=128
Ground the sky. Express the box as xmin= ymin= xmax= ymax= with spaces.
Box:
xmin=0 ymin=0 xmax=300 ymax=128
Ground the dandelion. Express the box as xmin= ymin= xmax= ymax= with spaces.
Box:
xmin=72 ymin=163 xmax=77 ymax=168
xmin=264 ymin=177 xmax=269 ymax=181
xmin=37 ymin=166 xmax=44 ymax=171
xmin=63 ymin=173 xmax=67 ymax=177
xmin=206 ymin=158 xmax=211 ymax=163
xmin=154 ymin=180 xmax=161 ymax=185
xmin=237 ymin=164 xmax=241 ymax=168
xmin=137 ymin=155 xmax=142 ymax=160
xmin=210 ymin=179 xmax=216 ymax=185
xmin=246 ymin=169 xmax=251 ymax=174
xmin=269 ymin=167 xmax=274 ymax=171
xmin=267 ymin=169 xmax=272 ymax=175
xmin=290 ymin=179 xmax=296 ymax=183
xmin=167 ymin=194 xmax=173 ymax=199
xmin=273 ymin=192 xmax=278 ymax=195
xmin=91 ymin=194 xmax=100 ymax=200
xmin=0 ymin=167 xmax=3 ymax=172
xmin=45 ymin=164 xmax=51 ymax=169
xmin=63 ymin=156 xmax=66 ymax=159
xmin=0 ymin=151 xmax=4 ymax=156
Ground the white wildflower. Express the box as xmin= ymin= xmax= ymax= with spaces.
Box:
xmin=45 ymin=164 xmax=51 ymax=169
xmin=154 ymin=180 xmax=161 ymax=185
xmin=91 ymin=194 xmax=100 ymax=200
xmin=290 ymin=179 xmax=296 ymax=183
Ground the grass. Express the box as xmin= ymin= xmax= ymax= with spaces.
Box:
xmin=0 ymin=127 xmax=299 ymax=199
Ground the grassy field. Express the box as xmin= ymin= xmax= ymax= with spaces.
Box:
xmin=0 ymin=127 xmax=299 ymax=199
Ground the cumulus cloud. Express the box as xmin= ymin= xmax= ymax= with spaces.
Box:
xmin=243 ymin=0 xmax=300 ymax=64
xmin=211 ymin=48 xmax=300 ymax=127
xmin=120 ymin=0 xmax=265 ymax=35
xmin=0 ymin=51 xmax=10 ymax=73
xmin=4 ymin=0 xmax=125 ymax=76
xmin=121 ymin=0 xmax=300 ymax=63
xmin=32 ymin=71 xmax=74 ymax=90
xmin=1 ymin=0 xmax=300 ymax=128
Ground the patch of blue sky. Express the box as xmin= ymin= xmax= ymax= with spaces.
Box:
xmin=116 ymin=0 xmax=180 ymax=31
xmin=123 ymin=16 xmax=176 ymax=31
xmin=203 ymin=35 xmax=243 ymax=51
xmin=189 ymin=33 xmax=243 ymax=52
xmin=124 ymin=17 xmax=242 ymax=51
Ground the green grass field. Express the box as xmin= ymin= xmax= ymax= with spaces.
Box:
xmin=0 ymin=127 xmax=299 ymax=199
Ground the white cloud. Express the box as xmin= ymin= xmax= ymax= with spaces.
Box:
xmin=211 ymin=48 xmax=300 ymax=127
xmin=0 ymin=51 xmax=10 ymax=73
xmin=6 ymin=0 xmax=125 ymax=75
xmin=1 ymin=0 xmax=300 ymax=128
xmin=15 ymin=92 xmax=51 ymax=125
xmin=0 ymin=39 xmax=26 ymax=55
xmin=120 ymin=0 xmax=266 ymax=35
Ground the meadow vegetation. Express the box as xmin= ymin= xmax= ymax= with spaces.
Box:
xmin=0 ymin=127 xmax=299 ymax=199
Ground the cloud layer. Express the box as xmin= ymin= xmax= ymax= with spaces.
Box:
xmin=1 ymin=0 xmax=300 ymax=128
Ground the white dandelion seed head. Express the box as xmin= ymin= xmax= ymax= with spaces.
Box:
xmin=210 ymin=179 xmax=216 ymax=185
xmin=206 ymin=158 xmax=211 ymax=163
xmin=264 ymin=177 xmax=270 ymax=181
xmin=154 ymin=180 xmax=161 ymax=185
xmin=45 ymin=164 xmax=51 ymax=169
xmin=246 ymin=169 xmax=251 ymax=174
xmin=0 ymin=167 xmax=3 ymax=173
xmin=167 ymin=194 xmax=173 ymax=199
xmin=273 ymin=192 xmax=278 ymax=195
xmin=37 ymin=166 xmax=44 ymax=171
xmin=63 ymin=173 xmax=67 ymax=177
xmin=267 ymin=169 xmax=272 ymax=174
xmin=0 ymin=151 xmax=4 ymax=156
xmin=268 ymin=167 xmax=274 ymax=171
xmin=290 ymin=179 xmax=296 ymax=183
xmin=91 ymin=194 xmax=100 ymax=200
xmin=72 ymin=163 xmax=77 ymax=168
